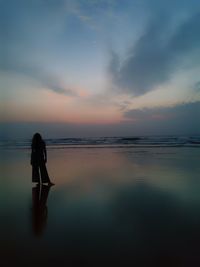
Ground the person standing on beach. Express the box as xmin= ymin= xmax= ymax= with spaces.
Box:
xmin=31 ymin=133 xmax=54 ymax=186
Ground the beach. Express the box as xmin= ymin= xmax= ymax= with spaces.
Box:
xmin=1 ymin=143 xmax=200 ymax=266
xmin=2 ymin=0 xmax=200 ymax=265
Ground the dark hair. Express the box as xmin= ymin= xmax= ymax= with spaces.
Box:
xmin=32 ymin=133 xmax=43 ymax=148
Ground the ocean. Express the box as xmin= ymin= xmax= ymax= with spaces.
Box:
xmin=1 ymin=135 xmax=200 ymax=149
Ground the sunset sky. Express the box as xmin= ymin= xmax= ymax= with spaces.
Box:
xmin=1 ymin=0 xmax=200 ymax=138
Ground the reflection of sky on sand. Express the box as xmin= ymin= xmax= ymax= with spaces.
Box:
xmin=47 ymin=147 xmax=200 ymax=201
xmin=1 ymin=146 xmax=200 ymax=208
xmin=1 ymin=147 xmax=200 ymax=266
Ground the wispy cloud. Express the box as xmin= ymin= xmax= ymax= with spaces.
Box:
xmin=66 ymin=0 xmax=118 ymax=29
xmin=0 ymin=61 xmax=76 ymax=96
xmin=194 ymin=81 xmax=200 ymax=92
xmin=0 ymin=0 xmax=76 ymax=96
xmin=109 ymin=10 xmax=200 ymax=96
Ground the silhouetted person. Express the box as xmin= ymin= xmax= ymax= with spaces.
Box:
xmin=32 ymin=184 xmax=51 ymax=236
xmin=31 ymin=133 xmax=54 ymax=185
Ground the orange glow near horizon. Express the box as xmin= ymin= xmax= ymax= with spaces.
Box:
xmin=0 ymin=88 xmax=123 ymax=124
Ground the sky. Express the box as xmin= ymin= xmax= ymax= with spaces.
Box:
xmin=1 ymin=0 xmax=200 ymax=138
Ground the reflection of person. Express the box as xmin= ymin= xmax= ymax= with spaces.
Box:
xmin=31 ymin=133 xmax=54 ymax=185
xmin=32 ymin=184 xmax=51 ymax=236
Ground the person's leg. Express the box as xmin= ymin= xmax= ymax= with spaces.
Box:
xmin=32 ymin=165 xmax=40 ymax=183
xmin=40 ymin=163 xmax=50 ymax=183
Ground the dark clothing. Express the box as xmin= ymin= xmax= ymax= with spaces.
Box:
xmin=31 ymin=141 xmax=50 ymax=183
xmin=32 ymin=163 xmax=50 ymax=183
xmin=31 ymin=141 xmax=46 ymax=165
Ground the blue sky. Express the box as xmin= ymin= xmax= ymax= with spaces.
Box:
xmin=1 ymin=0 xmax=200 ymax=137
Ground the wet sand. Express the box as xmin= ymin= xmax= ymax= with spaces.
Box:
xmin=1 ymin=146 xmax=200 ymax=266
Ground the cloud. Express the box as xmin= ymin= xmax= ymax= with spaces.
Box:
xmin=123 ymin=101 xmax=200 ymax=134
xmin=194 ymin=81 xmax=200 ymax=92
xmin=0 ymin=60 xmax=76 ymax=96
xmin=0 ymin=0 xmax=77 ymax=96
xmin=110 ymin=10 xmax=200 ymax=96
xmin=125 ymin=101 xmax=200 ymax=119
xmin=66 ymin=0 xmax=119 ymax=30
